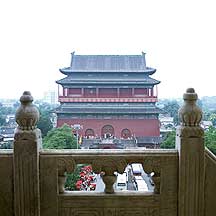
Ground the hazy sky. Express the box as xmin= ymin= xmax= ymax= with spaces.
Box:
xmin=0 ymin=0 xmax=215 ymax=100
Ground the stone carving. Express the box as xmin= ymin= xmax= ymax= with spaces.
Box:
xmin=15 ymin=91 xmax=40 ymax=130
xmin=58 ymin=157 xmax=76 ymax=193
xmin=92 ymin=157 xmax=127 ymax=193
xmin=177 ymin=88 xmax=205 ymax=216
xmin=142 ymin=157 xmax=161 ymax=194
xmin=178 ymin=88 xmax=204 ymax=138
xmin=13 ymin=123 xmax=41 ymax=216
xmin=14 ymin=129 xmax=42 ymax=145
xmin=178 ymin=88 xmax=202 ymax=127
xmin=59 ymin=207 xmax=160 ymax=216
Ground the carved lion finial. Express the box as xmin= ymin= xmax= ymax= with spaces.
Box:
xmin=15 ymin=91 xmax=40 ymax=130
xmin=178 ymin=88 xmax=202 ymax=126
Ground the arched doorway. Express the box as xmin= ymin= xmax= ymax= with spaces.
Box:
xmin=121 ymin=128 xmax=132 ymax=139
xmin=85 ymin=129 xmax=95 ymax=138
xmin=101 ymin=125 xmax=114 ymax=138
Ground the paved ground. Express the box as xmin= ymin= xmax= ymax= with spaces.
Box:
xmin=141 ymin=171 xmax=154 ymax=192
xmin=95 ymin=174 xmax=105 ymax=192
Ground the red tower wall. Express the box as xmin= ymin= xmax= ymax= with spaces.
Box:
xmin=57 ymin=118 xmax=160 ymax=137
xmin=65 ymin=87 xmax=155 ymax=98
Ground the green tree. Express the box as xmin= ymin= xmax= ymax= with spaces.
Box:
xmin=209 ymin=113 xmax=216 ymax=126
xmin=65 ymin=164 xmax=84 ymax=191
xmin=163 ymin=101 xmax=180 ymax=125
xmin=37 ymin=113 xmax=53 ymax=137
xmin=36 ymin=102 xmax=59 ymax=137
xmin=205 ymin=126 xmax=216 ymax=155
xmin=43 ymin=124 xmax=77 ymax=149
xmin=161 ymin=127 xmax=216 ymax=156
xmin=160 ymin=130 xmax=176 ymax=149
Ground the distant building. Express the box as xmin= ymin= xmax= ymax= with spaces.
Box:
xmin=0 ymin=126 xmax=15 ymax=140
xmin=6 ymin=114 xmax=17 ymax=127
xmin=201 ymin=121 xmax=213 ymax=130
xmin=159 ymin=115 xmax=174 ymax=138
xmin=159 ymin=116 xmax=174 ymax=129
xmin=56 ymin=52 xmax=161 ymax=148
xmin=0 ymin=135 xmax=3 ymax=142
xmin=0 ymin=101 xmax=15 ymax=108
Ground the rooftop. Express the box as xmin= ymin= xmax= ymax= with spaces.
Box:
xmin=56 ymin=75 xmax=160 ymax=85
xmin=59 ymin=52 xmax=156 ymax=74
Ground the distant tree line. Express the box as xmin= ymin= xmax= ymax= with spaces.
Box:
xmin=161 ymin=127 xmax=216 ymax=155
xmin=159 ymin=98 xmax=216 ymax=155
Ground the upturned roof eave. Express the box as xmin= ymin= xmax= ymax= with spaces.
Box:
xmin=59 ymin=67 xmax=156 ymax=74
xmin=56 ymin=78 xmax=160 ymax=85
xmin=56 ymin=81 xmax=160 ymax=85
xmin=55 ymin=109 xmax=161 ymax=114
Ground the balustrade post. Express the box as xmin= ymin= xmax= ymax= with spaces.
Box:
xmin=92 ymin=157 xmax=127 ymax=193
xmin=13 ymin=91 xmax=41 ymax=216
xmin=176 ymin=88 xmax=204 ymax=216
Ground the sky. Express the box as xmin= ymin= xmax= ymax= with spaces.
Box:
xmin=0 ymin=0 xmax=215 ymax=100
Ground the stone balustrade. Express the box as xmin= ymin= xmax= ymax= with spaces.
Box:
xmin=0 ymin=88 xmax=216 ymax=216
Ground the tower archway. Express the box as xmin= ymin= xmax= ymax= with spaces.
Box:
xmin=85 ymin=128 xmax=95 ymax=138
xmin=101 ymin=125 xmax=114 ymax=138
xmin=121 ymin=128 xmax=132 ymax=139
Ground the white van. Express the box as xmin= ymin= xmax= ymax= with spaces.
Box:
xmin=131 ymin=163 xmax=143 ymax=176
xmin=116 ymin=172 xmax=127 ymax=191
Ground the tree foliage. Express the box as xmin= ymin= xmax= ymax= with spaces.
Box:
xmin=65 ymin=164 xmax=83 ymax=191
xmin=161 ymin=127 xmax=216 ymax=156
xmin=205 ymin=126 xmax=216 ymax=155
xmin=0 ymin=106 xmax=16 ymax=126
xmin=37 ymin=103 xmax=56 ymax=137
xmin=37 ymin=113 xmax=53 ymax=137
xmin=162 ymin=101 xmax=180 ymax=125
xmin=160 ymin=130 xmax=176 ymax=149
xmin=209 ymin=113 xmax=216 ymax=126
xmin=43 ymin=124 xmax=77 ymax=149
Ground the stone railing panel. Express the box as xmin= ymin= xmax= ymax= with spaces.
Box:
xmin=205 ymin=148 xmax=216 ymax=216
xmin=58 ymin=193 xmax=160 ymax=216
xmin=40 ymin=156 xmax=58 ymax=216
xmin=0 ymin=150 xmax=14 ymax=216
xmin=40 ymin=149 xmax=178 ymax=216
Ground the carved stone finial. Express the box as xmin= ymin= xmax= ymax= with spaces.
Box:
xmin=15 ymin=91 xmax=40 ymax=130
xmin=92 ymin=157 xmax=127 ymax=193
xmin=178 ymin=88 xmax=202 ymax=127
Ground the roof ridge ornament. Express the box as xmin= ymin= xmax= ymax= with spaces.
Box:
xmin=141 ymin=51 xmax=146 ymax=69
xmin=70 ymin=51 xmax=75 ymax=67
xmin=15 ymin=91 xmax=40 ymax=130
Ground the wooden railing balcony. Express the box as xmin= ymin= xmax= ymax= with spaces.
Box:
xmin=0 ymin=88 xmax=216 ymax=216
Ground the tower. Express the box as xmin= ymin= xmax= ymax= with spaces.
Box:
xmin=56 ymin=52 xmax=161 ymax=148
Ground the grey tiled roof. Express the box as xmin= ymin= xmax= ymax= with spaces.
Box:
xmin=60 ymin=54 xmax=156 ymax=74
xmin=56 ymin=105 xmax=161 ymax=114
xmin=56 ymin=76 xmax=160 ymax=85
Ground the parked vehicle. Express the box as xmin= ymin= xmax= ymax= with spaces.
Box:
xmin=131 ymin=163 xmax=143 ymax=176
xmin=116 ymin=172 xmax=127 ymax=191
